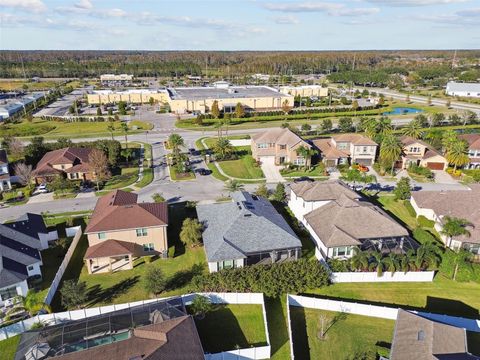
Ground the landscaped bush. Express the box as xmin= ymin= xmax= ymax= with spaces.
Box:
xmin=408 ymin=163 xmax=434 ymax=179
xmin=439 ymin=250 xmax=480 ymax=283
xmin=412 ymin=228 xmax=437 ymax=244
xmin=190 ymin=259 xmax=330 ymax=297
xmin=417 ymin=215 xmax=435 ymax=228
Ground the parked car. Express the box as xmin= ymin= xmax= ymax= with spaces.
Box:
xmin=197 ymin=168 xmax=211 ymax=176
xmin=293 ymin=176 xmax=314 ymax=183
xmin=189 ymin=148 xmax=197 ymax=155
xmin=33 ymin=184 xmax=49 ymax=194
xmin=358 ymin=165 xmax=369 ymax=172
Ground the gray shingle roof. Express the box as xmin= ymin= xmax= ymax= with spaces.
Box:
xmin=4 ymin=213 xmax=48 ymax=240
xmin=0 ymin=268 xmax=27 ymax=289
xmin=196 ymin=192 xmax=302 ymax=262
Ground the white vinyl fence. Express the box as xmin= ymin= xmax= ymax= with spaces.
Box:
xmin=43 ymin=226 xmax=83 ymax=305
xmin=1 ymin=292 xmax=272 ymax=360
xmin=286 ymin=294 xmax=480 ymax=360
xmin=330 ymin=270 xmax=435 ymax=283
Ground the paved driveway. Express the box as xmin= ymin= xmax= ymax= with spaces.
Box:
xmin=432 ymin=170 xmax=457 ymax=185
xmin=27 ymin=193 xmax=54 ymax=204
xmin=259 ymin=157 xmax=284 ymax=183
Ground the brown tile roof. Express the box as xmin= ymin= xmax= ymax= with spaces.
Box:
xmin=312 ymin=138 xmax=349 ymax=159
xmin=333 ymin=133 xmax=378 ymax=146
xmin=290 ymin=180 xmax=360 ymax=202
xmin=84 ymin=239 xmax=141 ymax=259
xmin=0 ymin=149 xmax=8 ymax=165
xmin=411 ymin=185 xmax=480 ymax=244
xmin=400 ymin=136 xmax=432 ymax=148
xmin=251 ymin=128 xmax=310 ymax=149
xmin=56 ymin=316 xmax=205 ymax=360
xmin=304 ymin=195 xmax=408 ymax=247
xmin=390 ymin=310 xmax=476 ymax=360
xmin=459 ymin=134 xmax=480 ymax=151
xmin=85 ymin=190 xmax=168 ymax=233
xmin=33 ymin=147 xmax=93 ymax=176
xmin=64 ymin=163 xmax=91 ymax=173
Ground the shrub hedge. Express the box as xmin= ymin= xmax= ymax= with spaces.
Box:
xmin=190 ymin=259 xmax=330 ymax=297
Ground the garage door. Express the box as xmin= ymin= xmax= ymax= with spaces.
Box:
xmin=356 ymin=158 xmax=373 ymax=166
xmin=426 ymin=162 xmax=445 ymax=170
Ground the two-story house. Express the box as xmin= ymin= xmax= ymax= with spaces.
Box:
xmin=0 ymin=223 xmax=43 ymax=306
xmin=0 ymin=149 xmax=12 ymax=192
xmin=251 ymin=128 xmax=312 ymax=167
xmin=459 ymin=134 xmax=480 ymax=169
xmin=84 ymin=190 xmax=168 ymax=274
xmin=288 ymin=180 xmax=416 ymax=260
xmin=398 ymin=136 xmax=448 ymax=170
xmin=32 ymin=147 xmax=95 ymax=184
xmin=313 ymin=134 xmax=378 ymax=167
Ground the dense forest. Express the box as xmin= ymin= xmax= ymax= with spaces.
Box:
xmin=1 ymin=50 xmax=479 ymax=80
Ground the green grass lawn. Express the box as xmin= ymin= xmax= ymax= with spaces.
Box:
xmin=0 ymin=80 xmax=63 ymax=91
xmin=188 ymin=304 xmax=267 ymax=353
xmin=36 ymin=243 xmax=69 ymax=299
xmin=169 ymin=166 xmax=196 ymax=181
xmin=74 ymin=203 xmax=207 ymax=308
xmin=375 ymin=194 xmax=418 ymax=230
xmin=0 ymin=335 xmax=20 ymax=360
xmin=101 ymin=167 xmax=138 ymax=190
xmin=207 ymin=162 xmax=229 ymax=181
xmin=290 ymin=307 xmax=394 ymax=359
xmin=281 ymin=165 xmax=328 ymax=178
xmin=135 ymin=168 xmax=153 ymax=188
xmin=219 ymin=155 xmax=264 ymax=179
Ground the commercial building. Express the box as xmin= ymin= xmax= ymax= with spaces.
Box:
xmin=446 ymin=81 xmax=480 ymax=98
xmin=280 ymin=85 xmax=329 ymax=98
xmin=86 ymin=89 xmax=169 ymax=105
xmin=100 ymin=73 xmax=134 ymax=85
xmin=0 ymin=92 xmax=44 ymax=121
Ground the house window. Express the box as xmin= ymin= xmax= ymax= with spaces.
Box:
xmin=143 ymin=243 xmax=155 ymax=252
xmin=332 ymin=246 xmax=352 ymax=257
xmin=218 ymin=259 xmax=236 ymax=270
xmin=294 ymin=157 xmax=305 ymax=165
xmin=257 ymin=143 xmax=268 ymax=149
xmin=337 ymin=143 xmax=348 ymax=150
xmin=362 ymin=146 xmax=368 ymax=153
xmin=279 ymin=144 xmax=287 ymax=150
xmin=0 ymin=286 xmax=17 ymax=301
xmin=61 ymin=165 xmax=65 ymax=170
xmin=28 ymin=266 xmax=34 ymax=271
xmin=136 ymin=228 xmax=148 ymax=237
xmin=97 ymin=232 xmax=106 ymax=240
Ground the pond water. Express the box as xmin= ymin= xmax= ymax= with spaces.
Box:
xmin=383 ymin=107 xmax=424 ymax=115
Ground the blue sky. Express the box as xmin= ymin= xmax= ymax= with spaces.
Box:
xmin=1 ymin=0 xmax=479 ymax=50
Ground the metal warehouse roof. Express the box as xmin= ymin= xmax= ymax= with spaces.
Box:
xmin=446 ymin=81 xmax=480 ymax=93
xmin=168 ymin=85 xmax=290 ymax=101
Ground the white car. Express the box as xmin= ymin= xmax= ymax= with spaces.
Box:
xmin=34 ymin=184 xmax=49 ymax=194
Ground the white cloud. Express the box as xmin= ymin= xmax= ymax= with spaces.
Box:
xmin=273 ymin=15 xmax=300 ymax=24
xmin=413 ymin=8 xmax=480 ymax=26
xmin=0 ymin=0 xmax=46 ymax=13
xmin=74 ymin=0 xmax=93 ymax=10
xmin=365 ymin=0 xmax=467 ymax=6
xmin=263 ymin=2 xmax=379 ymax=16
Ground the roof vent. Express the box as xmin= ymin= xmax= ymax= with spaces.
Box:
xmin=417 ymin=330 xmax=425 ymax=341
xmin=244 ymin=214 xmax=252 ymax=217
xmin=252 ymin=195 xmax=258 ymax=201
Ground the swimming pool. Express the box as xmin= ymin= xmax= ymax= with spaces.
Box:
xmin=383 ymin=107 xmax=424 ymax=115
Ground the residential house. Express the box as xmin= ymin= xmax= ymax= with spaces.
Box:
xmin=0 ymin=149 xmax=12 ymax=192
xmin=390 ymin=309 xmax=479 ymax=360
xmin=32 ymin=147 xmax=95 ymax=184
xmin=0 ymin=224 xmax=43 ymax=306
xmin=4 ymin=213 xmax=58 ymax=250
xmin=289 ymin=181 xmax=416 ymax=260
xmin=313 ymin=134 xmax=378 ymax=167
xmin=196 ymin=191 xmax=302 ymax=273
xmin=411 ymin=186 xmax=480 ymax=255
xmin=14 ymin=298 xmax=205 ymax=360
xmin=459 ymin=133 xmax=480 ymax=169
xmin=84 ymin=190 xmax=168 ymax=274
xmin=398 ymin=136 xmax=448 ymax=170
xmin=251 ymin=128 xmax=313 ymax=167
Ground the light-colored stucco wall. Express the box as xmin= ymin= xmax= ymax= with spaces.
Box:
xmin=87 ymin=92 xmax=169 ymax=105
xmin=0 ymin=280 xmax=29 ymax=306
xmin=207 ymin=258 xmax=245 ymax=273
xmin=87 ymin=226 xmax=168 ymax=253
xmin=288 ymin=190 xmax=330 ymax=222
xmin=350 ymin=145 xmax=377 ymax=163
xmin=280 ymin=86 xmax=329 ymax=97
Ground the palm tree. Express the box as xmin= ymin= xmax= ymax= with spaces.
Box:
xmin=441 ymin=216 xmax=471 ymax=247
xmin=383 ymin=253 xmax=399 ymax=275
xmin=399 ymin=249 xmax=416 ymax=273
xmin=107 ymin=121 xmax=115 ymax=141
xmin=121 ymin=148 xmax=131 ymax=167
xmin=446 ymin=140 xmax=470 ymax=171
xmin=401 ymin=120 xmax=422 ymax=139
xmin=5 ymin=291 xmax=52 ymax=320
xmin=120 ymin=122 xmax=129 ymax=149
xmin=168 ymin=133 xmax=185 ymax=163
xmin=368 ymin=252 xmax=386 ymax=277
xmin=350 ymin=248 xmax=369 ymax=271
xmin=441 ymin=130 xmax=458 ymax=152
xmin=213 ymin=137 xmax=234 ymax=160
xmin=296 ymin=146 xmax=316 ymax=169
xmin=363 ymin=118 xmax=378 ymax=139
xmin=224 ymin=179 xmax=244 ymax=194
xmin=380 ymin=134 xmax=402 ymax=175
xmin=377 ymin=116 xmax=393 ymax=137
xmin=451 ymin=249 xmax=473 ymax=281
xmin=415 ymin=242 xmax=442 ymax=270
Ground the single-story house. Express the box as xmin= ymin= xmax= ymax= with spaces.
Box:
xmin=289 ymin=180 xmax=416 ymax=260
xmin=390 ymin=309 xmax=479 ymax=360
xmin=398 ymin=136 xmax=448 ymax=171
xmin=4 ymin=213 xmax=58 ymax=250
xmin=84 ymin=190 xmax=169 ymax=274
xmin=197 ymin=191 xmax=302 ymax=272
xmin=411 ymin=185 xmax=480 ymax=255
xmin=0 ymin=223 xmax=43 ymax=306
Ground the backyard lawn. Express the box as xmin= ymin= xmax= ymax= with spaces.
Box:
xmin=290 ymin=308 xmax=394 ymax=359
xmin=0 ymin=335 xmax=20 ymax=360
xmin=375 ymin=194 xmax=418 ymax=229
xmin=188 ymin=304 xmax=267 ymax=353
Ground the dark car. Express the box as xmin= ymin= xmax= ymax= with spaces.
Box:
xmin=189 ymin=148 xmax=196 ymax=155
xmin=293 ymin=176 xmax=314 ymax=183
xmin=197 ymin=168 xmax=211 ymax=176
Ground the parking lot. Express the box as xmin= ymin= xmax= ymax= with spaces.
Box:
xmin=34 ymin=87 xmax=92 ymax=117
